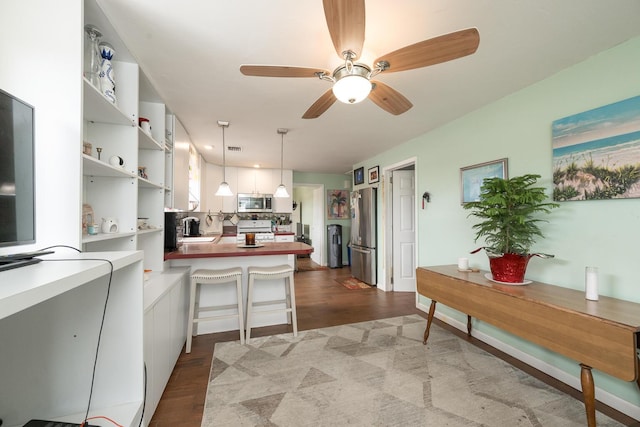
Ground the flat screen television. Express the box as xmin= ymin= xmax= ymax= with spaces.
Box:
xmin=0 ymin=88 xmax=35 ymax=248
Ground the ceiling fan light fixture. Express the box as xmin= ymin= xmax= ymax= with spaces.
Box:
xmin=333 ymin=74 xmax=371 ymax=104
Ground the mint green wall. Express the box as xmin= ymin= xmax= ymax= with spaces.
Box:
xmin=293 ymin=186 xmax=315 ymax=230
xmin=357 ymin=37 xmax=640 ymax=410
xmin=294 ymin=172 xmax=352 ymax=264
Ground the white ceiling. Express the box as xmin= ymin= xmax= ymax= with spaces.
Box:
xmin=96 ymin=0 xmax=640 ymax=175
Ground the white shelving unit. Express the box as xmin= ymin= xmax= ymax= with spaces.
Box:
xmin=81 ymin=1 xmax=187 ymax=424
xmin=82 ymin=0 xmax=173 ymax=273
xmin=0 ymin=251 xmax=144 ymax=427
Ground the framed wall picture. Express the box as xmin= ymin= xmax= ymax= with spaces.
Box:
xmin=368 ymin=166 xmax=379 ymax=184
xmin=553 ymin=95 xmax=640 ymax=201
xmin=327 ymin=189 xmax=349 ymax=219
xmin=460 ymin=158 xmax=508 ymax=204
xmin=353 ymin=167 xmax=364 ymax=185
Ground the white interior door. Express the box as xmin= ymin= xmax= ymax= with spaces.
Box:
xmin=311 ymin=185 xmax=324 ymax=265
xmin=392 ymin=170 xmax=416 ymax=291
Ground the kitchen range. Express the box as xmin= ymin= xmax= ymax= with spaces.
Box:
xmin=236 ymin=219 xmax=275 ymax=244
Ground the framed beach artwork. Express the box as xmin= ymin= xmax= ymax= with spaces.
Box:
xmin=460 ymin=158 xmax=508 ymax=204
xmin=552 ymin=95 xmax=640 ymax=201
xmin=327 ymin=189 xmax=349 ymax=219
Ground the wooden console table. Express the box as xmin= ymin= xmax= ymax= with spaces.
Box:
xmin=417 ymin=265 xmax=640 ymax=427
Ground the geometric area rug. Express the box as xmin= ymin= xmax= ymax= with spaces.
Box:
xmin=201 ymin=315 xmax=624 ymax=426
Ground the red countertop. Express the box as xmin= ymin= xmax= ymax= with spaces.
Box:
xmin=165 ymin=241 xmax=313 ymax=260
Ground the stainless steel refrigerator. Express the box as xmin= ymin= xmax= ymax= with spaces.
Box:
xmin=350 ymin=187 xmax=377 ymax=285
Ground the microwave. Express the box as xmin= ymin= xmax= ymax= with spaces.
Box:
xmin=237 ymin=193 xmax=273 ymax=213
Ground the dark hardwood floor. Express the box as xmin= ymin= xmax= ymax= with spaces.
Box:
xmin=148 ymin=261 xmax=638 ymax=426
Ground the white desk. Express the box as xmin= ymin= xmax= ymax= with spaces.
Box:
xmin=0 ymin=251 xmax=144 ymax=427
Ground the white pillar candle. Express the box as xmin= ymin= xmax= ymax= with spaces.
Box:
xmin=585 ymin=267 xmax=599 ymax=301
xmin=458 ymin=257 xmax=469 ymax=271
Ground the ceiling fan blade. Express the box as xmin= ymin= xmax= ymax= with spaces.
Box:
xmin=369 ymin=81 xmax=413 ymax=115
xmin=375 ymin=28 xmax=480 ymax=73
xmin=302 ymin=89 xmax=337 ymax=119
xmin=323 ymin=0 xmax=365 ymax=59
xmin=240 ymin=65 xmax=330 ymax=78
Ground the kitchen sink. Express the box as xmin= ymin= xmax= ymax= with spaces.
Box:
xmin=181 ymin=236 xmax=215 ymax=243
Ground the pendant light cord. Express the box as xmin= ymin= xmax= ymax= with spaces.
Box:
xmin=222 ymin=125 xmax=226 ymax=182
xmin=280 ymin=131 xmax=284 ymax=184
xmin=277 ymin=128 xmax=288 ymax=184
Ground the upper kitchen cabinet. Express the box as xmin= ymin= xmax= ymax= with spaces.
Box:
xmin=237 ymin=167 xmax=274 ymax=195
xmin=203 ymin=166 xmax=292 ymax=213
xmin=173 ymin=118 xmax=191 ymax=211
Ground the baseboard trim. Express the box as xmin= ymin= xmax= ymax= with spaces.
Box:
xmin=416 ymin=301 xmax=640 ymax=420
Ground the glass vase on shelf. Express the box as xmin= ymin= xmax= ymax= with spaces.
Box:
xmin=83 ymin=25 xmax=102 ymax=89
xmin=99 ymin=42 xmax=117 ymax=105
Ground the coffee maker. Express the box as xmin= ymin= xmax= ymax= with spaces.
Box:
xmin=164 ymin=212 xmax=187 ymax=250
xmin=182 ymin=216 xmax=201 ymax=237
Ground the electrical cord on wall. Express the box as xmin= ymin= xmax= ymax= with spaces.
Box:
xmin=34 ymin=245 xmax=147 ymax=427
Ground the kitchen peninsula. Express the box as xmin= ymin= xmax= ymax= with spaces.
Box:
xmin=165 ymin=241 xmax=313 ymax=334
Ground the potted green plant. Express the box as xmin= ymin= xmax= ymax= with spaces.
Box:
xmin=463 ymin=174 xmax=559 ymax=283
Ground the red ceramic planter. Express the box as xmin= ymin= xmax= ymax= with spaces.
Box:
xmin=489 ymin=253 xmax=531 ymax=283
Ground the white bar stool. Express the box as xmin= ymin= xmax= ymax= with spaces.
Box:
xmin=246 ymin=264 xmax=297 ymax=343
xmin=186 ymin=267 xmax=244 ymax=353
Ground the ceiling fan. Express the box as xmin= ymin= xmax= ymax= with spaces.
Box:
xmin=240 ymin=0 xmax=480 ymax=119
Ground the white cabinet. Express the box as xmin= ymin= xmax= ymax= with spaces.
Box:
xmin=172 ymin=118 xmax=190 ymax=211
xmin=237 ymin=168 xmax=274 ymax=194
xmin=0 ymin=251 xmax=144 ymax=427
xmin=82 ymin=0 xmax=170 ymax=272
xmin=143 ymin=267 xmax=189 ymax=425
xmin=275 ymin=234 xmax=295 ymax=242
xmin=221 ymin=235 xmax=238 ymax=243
xmin=206 ymin=166 xmax=292 ymax=213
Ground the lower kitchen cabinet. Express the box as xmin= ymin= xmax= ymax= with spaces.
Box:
xmin=275 ymin=234 xmax=295 ymax=242
xmin=143 ymin=267 xmax=190 ymax=424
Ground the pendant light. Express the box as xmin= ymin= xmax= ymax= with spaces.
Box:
xmin=215 ymin=120 xmax=233 ymax=196
xmin=274 ymin=128 xmax=289 ymax=198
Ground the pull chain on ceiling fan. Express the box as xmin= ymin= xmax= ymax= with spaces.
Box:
xmin=240 ymin=0 xmax=479 ymax=119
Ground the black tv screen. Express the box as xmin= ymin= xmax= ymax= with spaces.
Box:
xmin=0 ymin=89 xmax=35 ymax=247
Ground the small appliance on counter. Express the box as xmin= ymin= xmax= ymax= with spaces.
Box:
xmin=165 ymin=212 xmax=187 ymax=250
xmin=182 ymin=216 xmax=201 ymax=237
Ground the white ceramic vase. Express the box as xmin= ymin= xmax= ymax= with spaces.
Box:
xmin=99 ymin=42 xmax=117 ymax=105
